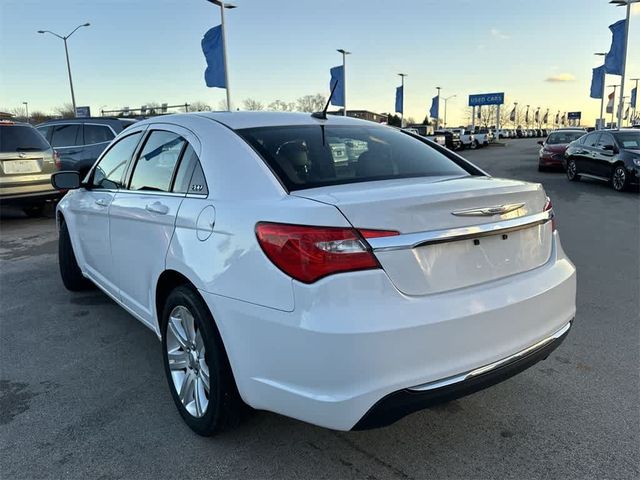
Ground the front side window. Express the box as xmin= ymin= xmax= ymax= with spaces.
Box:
xmin=547 ymin=131 xmax=585 ymax=145
xmin=91 ymin=132 xmax=143 ymax=189
xmin=129 ymin=131 xmax=185 ymax=192
xmin=84 ymin=124 xmax=115 ymax=145
xmin=237 ymin=125 xmax=472 ymax=191
xmin=50 ymin=124 xmax=82 ymax=147
xmin=597 ymin=133 xmax=615 ymax=148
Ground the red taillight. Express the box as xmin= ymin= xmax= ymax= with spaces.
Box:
xmin=544 ymin=196 xmax=556 ymax=231
xmin=255 ymin=223 xmax=398 ymax=283
xmin=53 ymin=150 xmax=61 ymax=169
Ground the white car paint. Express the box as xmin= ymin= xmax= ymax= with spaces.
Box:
xmin=56 ymin=112 xmax=576 ymax=431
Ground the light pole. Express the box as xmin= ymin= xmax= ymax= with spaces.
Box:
xmin=206 ymin=0 xmax=236 ymax=111
xmin=337 ymin=49 xmax=351 ymax=116
xmin=442 ymin=94 xmax=456 ymax=128
xmin=609 ymin=0 xmax=639 ymax=129
xmin=607 ymin=84 xmax=619 ymax=127
xmin=594 ymin=52 xmax=607 ymax=129
xmin=398 ymin=73 xmax=407 ymax=127
xmin=22 ymin=102 xmax=29 ymax=123
xmin=435 ymin=86 xmax=441 ymax=129
xmin=37 ymin=23 xmax=90 ymax=117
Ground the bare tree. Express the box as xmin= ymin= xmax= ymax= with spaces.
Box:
xmin=54 ymin=103 xmax=75 ymax=118
xmin=296 ymin=94 xmax=325 ymax=113
xmin=405 ymin=116 xmax=416 ymax=125
xmin=267 ymin=99 xmax=295 ymax=112
xmin=30 ymin=111 xmax=50 ymax=124
xmin=242 ymin=98 xmax=264 ymax=111
xmin=187 ymin=101 xmax=212 ymax=112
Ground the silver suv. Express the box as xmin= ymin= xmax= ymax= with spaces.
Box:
xmin=0 ymin=121 xmax=60 ymax=216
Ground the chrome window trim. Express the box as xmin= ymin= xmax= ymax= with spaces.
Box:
xmin=367 ymin=210 xmax=553 ymax=252
xmin=408 ymin=321 xmax=572 ymax=392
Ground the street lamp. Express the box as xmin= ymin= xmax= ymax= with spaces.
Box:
xmin=337 ymin=49 xmax=351 ymax=116
xmin=205 ymin=0 xmax=236 ymax=111
xmin=37 ymin=23 xmax=90 ymax=117
xmin=442 ymin=94 xmax=456 ymax=128
xmin=22 ymin=102 xmax=29 ymax=123
xmin=398 ymin=73 xmax=407 ymax=127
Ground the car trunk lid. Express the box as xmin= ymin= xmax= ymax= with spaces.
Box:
xmin=292 ymin=176 xmax=553 ymax=295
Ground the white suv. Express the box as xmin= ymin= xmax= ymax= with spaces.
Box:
xmin=52 ymin=112 xmax=576 ymax=434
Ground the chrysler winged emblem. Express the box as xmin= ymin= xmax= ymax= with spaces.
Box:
xmin=451 ymin=203 xmax=525 ymax=217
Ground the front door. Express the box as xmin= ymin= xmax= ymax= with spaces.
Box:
xmin=70 ymin=130 xmax=144 ymax=298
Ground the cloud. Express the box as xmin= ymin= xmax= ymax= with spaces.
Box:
xmin=490 ymin=28 xmax=509 ymax=40
xmin=545 ymin=73 xmax=576 ymax=82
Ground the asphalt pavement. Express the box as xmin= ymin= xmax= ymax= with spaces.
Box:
xmin=1 ymin=138 xmax=638 ymax=479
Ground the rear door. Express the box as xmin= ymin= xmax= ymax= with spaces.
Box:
xmin=109 ymin=125 xmax=199 ymax=325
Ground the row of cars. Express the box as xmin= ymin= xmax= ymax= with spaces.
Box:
xmin=537 ymin=127 xmax=640 ymax=192
xmin=500 ymin=128 xmax=552 ymax=139
xmin=0 ymin=117 xmax=135 ymax=215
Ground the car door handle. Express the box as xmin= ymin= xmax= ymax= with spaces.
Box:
xmin=145 ymin=202 xmax=169 ymax=215
xmin=95 ymin=199 xmax=109 ymax=207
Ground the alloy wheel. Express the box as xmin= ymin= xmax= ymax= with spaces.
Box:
xmin=567 ymin=160 xmax=576 ymax=180
xmin=166 ymin=305 xmax=210 ymax=418
xmin=612 ymin=167 xmax=626 ymax=191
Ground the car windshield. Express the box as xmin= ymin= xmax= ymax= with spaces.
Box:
xmin=237 ymin=125 xmax=472 ymax=191
xmin=0 ymin=125 xmax=50 ymax=152
xmin=546 ymin=131 xmax=584 ymax=145
xmin=615 ymin=131 xmax=640 ymax=149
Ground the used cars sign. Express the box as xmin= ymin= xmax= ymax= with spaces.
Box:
xmin=468 ymin=92 xmax=505 ymax=106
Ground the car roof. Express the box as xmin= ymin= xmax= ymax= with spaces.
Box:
xmin=36 ymin=117 xmax=136 ymax=127
xmin=189 ymin=111 xmax=382 ymax=130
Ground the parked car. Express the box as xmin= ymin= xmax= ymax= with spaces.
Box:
xmin=36 ymin=117 xmax=137 ymax=176
xmin=427 ymin=129 xmax=461 ymax=150
xmin=473 ymin=128 xmax=492 ymax=146
xmin=538 ymin=130 xmax=586 ymax=171
xmin=0 ymin=120 xmax=60 ymax=216
xmin=497 ymin=129 xmax=510 ymax=139
xmin=52 ymin=112 xmax=576 ymax=434
xmin=449 ymin=128 xmax=476 ymax=149
xmin=564 ymin=129 xmax=640 ymax=192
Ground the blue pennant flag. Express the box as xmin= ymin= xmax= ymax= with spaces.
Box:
xmin=429 ymin=96 xmax=439 ymax=119
xmin=329 ymin=65 xmax=345 ymax=107
xmin=202 ymin=25 xmax=226 ymax=88
xmin=395 ymin=86 xmax=403 ymax=114
xmin=631 ymin=87 xmax=637 ymax=108
xmin=590 ymin=65 xmax=605 ymax=99
xmin=604 ymin=19 xmax=626 ymax=76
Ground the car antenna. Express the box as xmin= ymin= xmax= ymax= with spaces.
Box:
xmin=311 ymin=79 xmax=339 ymax=120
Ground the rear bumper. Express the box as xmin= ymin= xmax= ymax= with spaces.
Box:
xmin=201 ymin=231 xmax=576 ymax=431
xmin=353 ymin=321 xmax=571 ymax=430
xmin=0 ymin=187 xmax=60 ymax=204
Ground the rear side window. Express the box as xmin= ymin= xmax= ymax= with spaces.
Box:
xmin=129 ymin=131 xmax=185 ymax=192
xmin=584 ymin=133 xmax=600 ymax=147
xmin=173 ymin=144 xmax=208 ymax=195
xmin=547 ymin=132 xmax=585 ymax=144
xmin=84 ymin=124 xmax=115 ymax=145
xmin=237 ymin=125 xmax=470 ymax=191
xmin=92 ymin=132 xmax=143 ymax=189
xmin=50 ymin=124 xmax=82 ymax=147
xmin=36 ymin=125 xmax=53 ymax=142
xmin=0 ymin=125 xmax=50 ymax=152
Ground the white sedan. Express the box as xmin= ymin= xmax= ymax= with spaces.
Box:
xmin=52 ymin=112 xmax=576 ymax=435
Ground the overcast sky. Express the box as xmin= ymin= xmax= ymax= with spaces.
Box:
xmin=1 ymin=0 xmax=639 ymax=126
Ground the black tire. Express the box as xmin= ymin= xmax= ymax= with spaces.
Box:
xmin=566 ymin=159 xmax=580 ymax=182
xmin=472 ymin=140 xmax=479 ymax=149
xmin=59 ymin=219 xmax=94 ymax=291
xmin=23 ymin=203 xmax=45 ymax=217
xmin=611 ymin=165 xmax=628 ymax=192
xmin=161 ymin=285 xmax=244 ymax=436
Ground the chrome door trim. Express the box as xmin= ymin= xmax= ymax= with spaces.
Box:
xmin=367 ymin=210 xmax=554 ymax=252
xmin=408 ymin=321 xmax=572 ymax=392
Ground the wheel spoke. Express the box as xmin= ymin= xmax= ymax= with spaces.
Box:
xmin=168 ymin=316 xmax=189 ymax=348
xmin=179 ymin=371 xmax=196 ymax=404
xmin=194 ymin=377 xmax=205 ymax=417
xmin=182 ymin=310 xmax=197 ymax=344
xmin=168 ymin=350 xmax=189 ymax=371
xmin=200 ymin=365 xmax=210 ymax=393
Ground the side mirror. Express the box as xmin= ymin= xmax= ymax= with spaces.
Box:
xmin=537 ymin=140 xmax=544 ymax=145
xmin=602 ymin=144 xmax=617 ymax=153
xmin=51 ymin=171 xmax=81 ymax=190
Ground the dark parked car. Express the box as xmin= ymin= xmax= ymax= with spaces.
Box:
xmin=564 ymin=129 xmax=640 ymax=192
xmin=433 ymin=129 xmax=462 ymax=150
xmin=538 ymin=130 xmax=586 ymax=171
xmin=36 ymin=117 xmax=137 ymax=175
xmin=0 ymin=120 xmax=60 ymax=216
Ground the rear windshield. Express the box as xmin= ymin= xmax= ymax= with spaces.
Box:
xmin=0 ymin=125 xmax=50 ymax=152
xmin=237 ymin=125 xmax=471 ymax=190
xmin=615 ymin=131 xmax=640 ymax=149
xmin=547 ymin=131 xmax=584 ymax=144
